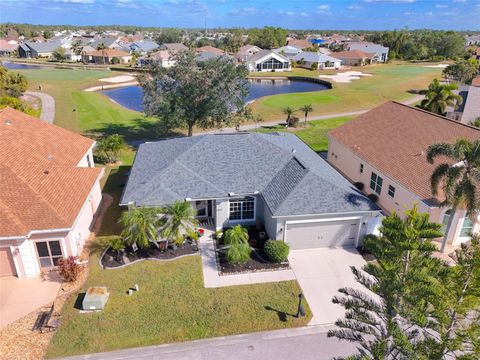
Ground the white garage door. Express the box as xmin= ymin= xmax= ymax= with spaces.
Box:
xmin=286 ymin=219 xmax=360 ymax=250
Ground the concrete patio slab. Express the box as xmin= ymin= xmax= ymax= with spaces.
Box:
xmin=199 ymin=234 xmax=295 ymax=288
xmin=289 ymin=248 xmax=366 ymax=326
xmin=0 ymin=272 xmax=62 ymax=329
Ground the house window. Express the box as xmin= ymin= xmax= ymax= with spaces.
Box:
xmin=195 ymin=200 xmax=208 ymax=217
xmin=359 ymin=163 xmax=364 ymax=173
xmin=35 ymin=240 xmax=63 ymax=268
xmin=388 ymin=185 xmax=396 ymax=198
xmin=370 ymin=172 xmax=383 ymax=194
xmin=460 ymin=217 xmax=474 ymax=237
xmin=229 ymin=197 xmax=255 ymax=221
xmin=441 ymin=209 xmax=452 ymax=234
xmin=86 ymin=155 xmax=92 ymax=168
xmin=261 ymin=57 xmax=284 ymax=70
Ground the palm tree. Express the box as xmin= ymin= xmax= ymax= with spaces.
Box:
xmin=299 ymin=104 xmax=313 ymax=127
xmin=419 ymin=78 xmax=463 ymax=116
xmin=159 ymin=201 xmax=198 ymax=247
xmin=427 ymin=138 xmax=480 ymax=252
xmin=283 ymin=107 xmax=295 ymax=126
xmin=223 ymin=225 xmax=249 ymax=245
xmin=120 ymin=207 xmax=159 ymax=250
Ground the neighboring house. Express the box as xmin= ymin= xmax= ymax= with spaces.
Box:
xmin=64 ymin=48 xmax=82 ymax=62
xmin=0 ymin=107 xmax=103 ymax=278
xmin=18 ymin=40 xmax=63 ymax=58
xmin=196 ymin=45 xmax=225 ymax=55
xmin=195 ymin=51 xmax=232 ymax=62
xmin=245 ymin=50 xmax=291 ymax=72
xmin=291 ymin=52 xmax=341 ymax=70
xmin=446 ymin=79 xmax=480 ymax=125
xmin=465 ymin=35 xmax=480 ymax=46
xmin=129 ymin=40 xmax=160 ymax=55
xmin=236 ymin=44 xmax=262 ymax=63
xmin=328 ymin=101 xmax=479 ymax=249
xmin=81 ymin=48 xmax=132 ymax=64
xmin=274 ymin=45 xmax=303 ymax=57
xmin=138 ymin=49 xmax=175 ymax=67
xmin=332 ymin=50 xmax=375 ymax=66
xmin=347 ymin=42 xmax=389 ymax=62
xmin=159 ymin=43 xmax=189 ymax=52
xmin=287 ymin=38 xmax=312 ymax=49
xmin=90 ymin=37 xmax=122 ymax=50
xmin=121 ymin=133 xmax=380 ymax=250
xmin=0 ymin=39 xmax=18 ymax=56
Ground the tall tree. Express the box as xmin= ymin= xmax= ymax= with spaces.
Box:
xmin=282 ymin=106 xmax=295 ymax=125
xmin=427 ymin=138 xmax=480 ymax=252
xmin=419 ymin=78 xmax=463 ymax=115
xmin=155 ymin=28 xmax=183 ymax=44
xmin=139 ymin=50 xmax=249 ymax=136
xmin=443 ymin=59 xmax=479 ymax=84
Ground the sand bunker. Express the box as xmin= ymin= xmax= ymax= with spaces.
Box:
xmin=99 ymin=75 xmax=135 ymax=83
xmin=423 ymin=64 xmax=449 ymax=68
xmin=319 ymin=71 xmax=373 ymax=83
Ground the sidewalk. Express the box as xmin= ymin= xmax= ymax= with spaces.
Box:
xmin=199 ymin=231 xmax=296 ymax=288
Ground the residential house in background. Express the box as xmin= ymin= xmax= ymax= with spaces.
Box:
xmin=81 ymin=48 xmax=132 ymax=64
xmin=138 ymin=43 xmax=187 ymax=67
xmin=291 ymin=52 xmax=341 ymax=70
xmin=121 ymin=133 xmax=380 ymax=250
xmin=274 ymin=45 xmax=303 ymax=57
xmin=128 ymin=40 xmax=160 ymax=55
xmin=465 ymin=34 xmax=480 ymax=46
xmin=90 ymin=37 xmax=123 ymax=50
xmin=286 ymin=38 xmax=313 ymax=49
xmin=446 ymin=77 xmax=480 ymax=125
xmin=245 ymin=50 xmax=291 ymax=72
xmin=0 ymin=39 xmax=18 ymax=56
xmin=347 ymin=42 xmax=389 ymax=62
xmin=327 ymin=101 xmax=479 ymax=250
xmin=196 ymin=45 xmax=225 ymax=55
xmin=159 ymin=43 xmax=188 ymax=52
xmin=18 ymin=40 xmax=63 ymax=58
xmin=332 ymin=50 xmax=375 ymax=66
xmin=236 ymin=44 xmax=261 ymax=63
xmin=0 ymin=107 xmax=103 ymax=278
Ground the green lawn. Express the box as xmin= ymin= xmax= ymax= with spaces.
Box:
xmin=249 ymin=62 xmax=443 ymax=121
xmin=257 ymin=116 xmax=353 ymax=152
xmin=16 ymin=68 xmax=158 ymax=140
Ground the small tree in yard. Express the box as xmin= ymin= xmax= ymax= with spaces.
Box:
xmin=299 ymin=104 xmax=313 ymax=127
xmin=139 ymin=50 xmax=249 ymax=136
xmin=419 ymin=78 xmax=463 ymax=116
xmin=94 ymin=134 xmax=126 ymax=164
xmin=282 ymin=107 xmax=295 ymax=126
xmin=52 ymin=47 xmax=66 ymax=62
xmin=158 ymin=201 xmax=197 ymax=247
xmin=120 ymin=207 xmax=159 ymax=250
xmin=310 ymin=62 xmax=318 ymax=71
xmin=57 ymin=256 xmax=81 ymax=282
xmin=226 ymin=243 xmax=251 ymax=264
xmin=223 ymin=224 xmax=249 ymax=245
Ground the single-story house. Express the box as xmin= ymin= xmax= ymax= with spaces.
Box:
xmin=195 ymin=51 xmax=232 ymax=62
xmin=81 ymin=48 xmax=132 ymax=64
xmin=128 ymin=40 xmax=160 ymax=55
xmin=236 ymin=44 xmax=262 ymax=63
xmin=245 ymin=50 xmax=291 ymax=72
xmin=89 ymin=37 xmax=122 ymax=50
xmin=291 ymin=52 xmax=341 ymax=70
xmin=138 ymin=49 xmax=175 ymax=67
xmin=347 ymin=42 xmax=389 ymax=63
xmin=327 ymin=101 xmax=479 ymax=249
xmin=274 ymin=45 xmax=303 ymax=57
xmin=159 ymin=43 xmax=189 ymax=52
xmin=287 ymin=38 xmax=313 ymax=49
xmin=465 ymin=35 xmax=480 ymax=46
xmin=446 ymin=80 xmax=480 ymax=125
xmin=18 ymin=40 xmax=63 ymax=58
xmin=332 ymin=50 xmax=375 ymax=66
xmin=120 ymin=133 xmax=381 ymax=250
xmin=0 ymin=39 xmax=18 ymax=56
xmin=196 ymin=45 xmax=225 ymax=55
xmin=0 ymin=107 xmax=103 ymax=278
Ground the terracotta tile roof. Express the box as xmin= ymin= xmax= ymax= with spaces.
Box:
xmin=0 ymin=107 xmax=102 ymax=238
xmin=333 ymin=50 xmax=375 ymax=59
xmin=196 ymin=46 xmax=224 ymax=55
xmin=472 ymin=76 xmax=480 ymax=87
xmin=287 ymin=39 xmax=312 ymax=49
xmin=329 ymin=101 xmax=479 ymax=205
xmin=83 ymin=48 xmax=131 ymax=57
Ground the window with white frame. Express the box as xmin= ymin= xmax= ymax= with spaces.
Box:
xmin=388 ymin=185 xmax=396 ymax=198
xmin=460 ymin=217 xmax=474 ymax=237
xmin=229 ymin=197 xmax=255 ymax=221
xmin=370 ymin=172 xmax=383 ymax=194
xmin=195 ymin=200 xmax=208 ymax=217
xmin=441 ymin=209 xmax=452 ymax=234
xmin=35 ymin=240 xmax=63 ymax=268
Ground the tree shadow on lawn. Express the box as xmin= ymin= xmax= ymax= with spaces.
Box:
xmin=264 ymin=306 xmax=297 ymax=322
xmin=86 ymin=118 xmax=185 ymax=142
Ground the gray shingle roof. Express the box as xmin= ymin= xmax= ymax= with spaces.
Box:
xmin=24 ymin=40 xmax=62 ymax=53
xmin=247 ymin=49 xmax=289 ymax=63
xmin=121 ymin=133 xmax=379 ymax=216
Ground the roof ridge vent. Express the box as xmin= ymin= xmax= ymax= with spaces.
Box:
xmin=4 ymin=119 xmax=12 ymax=125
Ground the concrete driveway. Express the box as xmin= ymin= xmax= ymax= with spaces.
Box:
xmin=289 ymin=247 xmax=366 ymax=326
xmin=0 ymin=273 xmax=62 ymax=329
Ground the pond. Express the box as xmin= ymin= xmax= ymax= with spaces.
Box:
xmin=2 ymin=61 xmax=50 ymax=70
xmin=101 ymin=78 xmax=330 ymax=112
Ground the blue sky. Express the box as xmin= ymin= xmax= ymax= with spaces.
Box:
xmin=0 ymin=0 xmax=479 ymax=30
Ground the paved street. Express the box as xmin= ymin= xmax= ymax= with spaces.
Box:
xmin=57 ymin=325 xmax=356 ymax=360
xmin=25 ymin=90 xmax=55 ymax=123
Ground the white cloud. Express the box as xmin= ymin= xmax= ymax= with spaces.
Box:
xmin=435 ymin=4 xmax=448 ymax=7
xmin=316 ymin=4 xmax=332 ymax=14
xmin=363 ymin=0 xmax=415 ymax=3
xmin=54 ymin=0 xmax=95 ymax=3
xmin=425 ymin=11 xmax=434 ymax=16
xmin=453 ymin=0 xmax=466 ymax=2
xmin=348 ymin=5 xmax=362 ymax=10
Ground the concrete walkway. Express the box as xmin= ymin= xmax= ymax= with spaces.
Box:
xmin=25 ymin=91 xmax=55 ymax=123
xmin=199 ymin=232 xmax=295 ymax=288
xmin=57 ymin=324 xmax=355 ymax=360
xmin=0 ymin=273 xmax=62 ymax=329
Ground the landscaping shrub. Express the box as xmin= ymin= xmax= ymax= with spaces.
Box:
xmin=289 ymin=116 xmax=300 ymax=128
xmin=263 ymin=240 xmax=290 ymax=263
xmin=474 ymin=117 xmax=480 ymax=128
xmin=57 ymin=256 xmax=81 ymax=282
xmin=224 ymin=225 xmax=249 ymax=245
xmin=226 ymin=243 xmax=251 ymax=264
xmin=110 ymin=236 xmax=125 ymax=252
xmin=353 ymin=182 xmax=365 ymax=191
xmin=367 ymin=193 xmax=379 ymax=202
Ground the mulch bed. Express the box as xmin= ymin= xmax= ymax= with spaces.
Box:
xmin=217 ymin=248 xmax=289 ymax=275
xmin=101 ymin=242 xmax=199 ymax=268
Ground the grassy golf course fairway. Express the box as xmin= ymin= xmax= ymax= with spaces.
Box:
xmin=249 ymin=62 xmax=444 ymax=121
